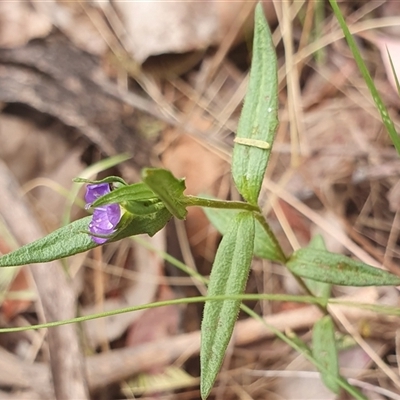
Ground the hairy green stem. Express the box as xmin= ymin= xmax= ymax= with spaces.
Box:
xmin=0 ymin=294 xmax=328 ymax=333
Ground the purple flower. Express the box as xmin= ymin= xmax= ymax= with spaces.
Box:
xmin=85 ymin=183 xmax=121 ymax=244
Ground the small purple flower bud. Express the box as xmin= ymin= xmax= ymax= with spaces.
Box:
xmin=85 ymin=183 xmax=121 ymax=244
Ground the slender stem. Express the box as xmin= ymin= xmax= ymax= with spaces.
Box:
xmin=184 ymin=195 xmax=260 ymax=213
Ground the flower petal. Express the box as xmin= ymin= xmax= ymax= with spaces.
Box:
xmin=85 ymin=183 xmax=111 ymax=205
xmin=85 ymin=183 xmax=121 ymax=244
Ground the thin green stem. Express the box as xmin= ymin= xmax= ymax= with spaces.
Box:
xmin=184 ymin=195 xmax=260 ymax=213
xmin=1 ymin=293 xmax=399 ymax=333
xmin=0 ymin=293 xmax=326 ymax=334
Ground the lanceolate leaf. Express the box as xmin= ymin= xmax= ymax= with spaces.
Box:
xmin=286 ymin=248 xmax=400 ymax=286
xmin=0 ymin=217 xmax=96 ymax=267
xmin=204 ymin=207 xmax=285 ymax=263
xmin=0 ymin=208 xmax=172 ymax=267
xmin=142 ymin=168 xmax=187 ymax=219
xmin=232 ymin=3 xmax=278 ymax=205
xmin=312 ymin=316 xmax=340 ymax=394
xmin=201 ymin=212 xmax=255 ymax=399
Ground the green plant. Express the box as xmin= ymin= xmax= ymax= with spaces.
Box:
xmin=0 ymin=3 xmax=399 ymax=399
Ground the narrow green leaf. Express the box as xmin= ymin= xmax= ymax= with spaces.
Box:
xmin=91 ymin=183 xmax=157 ymax=207
xmin=200 ymin=212 xmax=255 ymax=399
xmin=142 ymin=168 xmax=187 ymax=219
xmin=204 ymin=208 xmax=285 ymax=262
xmin=232 ymin=3 xmax=278 ymax=205
xmin=329 ymin=0 xmax=400 ymax=155
xmin=74 ymin=176 xmax=128 ymax=186
xmin=286 ymin=248 xmax=400 ymax=286
xmin=0 ymin=217 xmax=96 ymax=267
xmin=0 ymin=208 xmax=172 ymax=267
xmin=304 ymin=235 xmax=332 ymax=299
xmin=312 ymin=316 xmax=340 ymax=394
